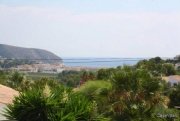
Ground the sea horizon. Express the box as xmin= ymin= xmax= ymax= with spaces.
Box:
xmin=62 ymin=57 xmax=144 ymax=68
xmin=62 ymin=57 xmax=173 ymax=68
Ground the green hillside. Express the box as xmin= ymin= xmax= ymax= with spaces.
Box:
xmin=0 ymin=44 xmax=62 ymax=64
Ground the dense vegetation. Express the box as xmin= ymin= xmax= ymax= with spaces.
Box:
xmin=136 ymin=57 xmax=176 ymax=76
xmin=0 ymin=59 xmax=35 ymax=68
xmin=0 ymin=57 xmax=180 ymax=121
xmin=4 ymin=85 xmax=103 ymax=121
xmin=58 ymin=70 xmax=96 ymax=87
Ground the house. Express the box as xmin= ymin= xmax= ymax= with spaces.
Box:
xmin=163 ymin=75 xmax=180 ymax=86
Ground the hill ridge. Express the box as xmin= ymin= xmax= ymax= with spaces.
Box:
xmin=0 ymin=44 xmax=63 ymax=64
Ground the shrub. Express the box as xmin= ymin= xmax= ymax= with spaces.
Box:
xmin=77 ymin=80 xmax=112 ymax=115
xmin=3 ymin=85 xmax=103 ymax=121
xmin=4 ymin=88 xmax=50 ymax=121
xmin=109 ymin=68 xmax=166 ymax=121
xmin=7 ymin=71 xmax=24 ymax=90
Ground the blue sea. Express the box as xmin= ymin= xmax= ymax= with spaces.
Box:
xmin=62 ymin=58 xmax=144 ymax=68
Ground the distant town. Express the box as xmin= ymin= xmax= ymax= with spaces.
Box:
xmin=0 ymin=58 xmax=99 ymax=73
xmin=0 ymin=44 xmax=99 ymax=73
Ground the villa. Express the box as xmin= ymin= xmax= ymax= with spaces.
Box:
xmin=163 ymin=75 xmax=180 ymax=86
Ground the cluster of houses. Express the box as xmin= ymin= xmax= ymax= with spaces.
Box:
xmin=0 ymin=56 xmax=65 ymax=73
xmin=8 ymin=63 xmax=98 ymax=73
xmin=11 ymin=63 xmax=64 ymax=73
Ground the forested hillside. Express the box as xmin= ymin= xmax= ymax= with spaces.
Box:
xmin=0 ymin=44 xmax=62 ymax=64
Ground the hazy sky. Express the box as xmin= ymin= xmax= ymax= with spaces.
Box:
xmin=0 ymin=0 xmax=180 ymax=57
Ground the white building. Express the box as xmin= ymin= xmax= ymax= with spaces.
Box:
xmin=14 ymin=63 xmax=64 ymax=73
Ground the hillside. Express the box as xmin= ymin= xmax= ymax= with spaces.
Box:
xmin=0 ymin=44 xmax=63 ymax=64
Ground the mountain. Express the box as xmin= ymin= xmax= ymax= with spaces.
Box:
xmin=0 ymin=44 xmax=63 ymax=64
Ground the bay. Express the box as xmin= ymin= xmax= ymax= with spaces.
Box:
xmin=62 ymin=58 xmax=144 ymax=68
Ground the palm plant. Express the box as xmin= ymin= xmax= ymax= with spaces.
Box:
xmin=109 ymin=67 xmax=166 ymax=121
xmin=4 ymin=88 xmax=50 ymax=121
xmin=3 ymin=84 xmax=103 ymax=121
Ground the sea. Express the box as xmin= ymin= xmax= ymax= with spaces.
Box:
xmin=62 ymin=58 xmax=144 ymax=68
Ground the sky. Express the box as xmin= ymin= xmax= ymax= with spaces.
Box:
xmin=0 ymin=0 xmax=180 ymax=58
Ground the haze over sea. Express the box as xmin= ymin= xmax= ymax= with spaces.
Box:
xmin=62 ymin=58 xmax=144 ymax=68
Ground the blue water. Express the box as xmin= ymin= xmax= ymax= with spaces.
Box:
xmin=62 ymin=58 xmax=144 ymax=68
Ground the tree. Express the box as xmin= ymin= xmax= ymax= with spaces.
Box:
xmin=0 ymin=70 xmax=8 ymax=85
xmin=108 ymin=67 xmax=166 ymax=121
xmin=8 ymin=71 xmax=24 ymax=90
xmin=169 ymin=84 xmax=180 ymax=108
xmin=136 ymin=57 xmax=176 ymax=76
xmin=97 ymin=68 xmax=114 ymax=80
xmin=149 ymin=57 xmax=164 ymax=64
xmin=58 ymin=70 xmax=82 ymax=87
xmin=79 ymin=66 xmax=167 ymax=121
xmin=161 ymin=64 xmax=176 ymax=76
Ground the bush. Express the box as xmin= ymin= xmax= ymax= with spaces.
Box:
xmin=4 ymin=88 xmax=50 ymax=121
xmin=77 ymin=80 xmax=112 ymax=115
xmin=109 ymin=68 xmax=166 ymax=121
xmin=7 ymin=71 xmax=24 ymax=90
xmin=77 ymin=80 xmax=112 ymax=99
xmin=3 ymin=85 xmax=103 ymax=121
xmin=169 ymin=84 xmax=180 ymax=108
